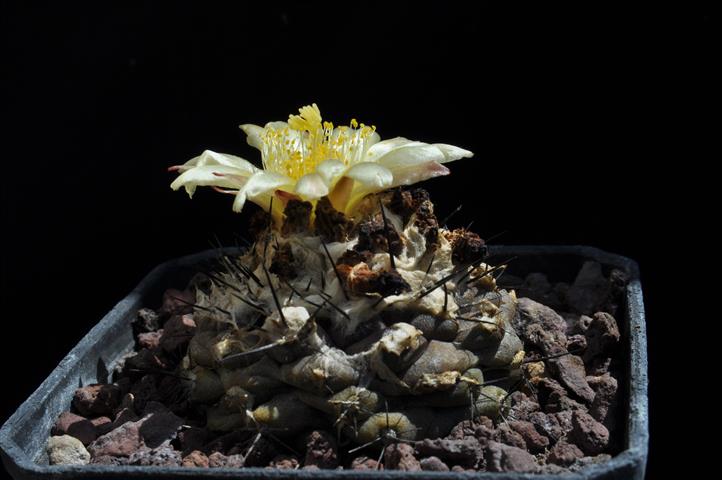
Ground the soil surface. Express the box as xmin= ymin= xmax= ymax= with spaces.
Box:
xmin=47 ymin=259 xmax=625 ymax=473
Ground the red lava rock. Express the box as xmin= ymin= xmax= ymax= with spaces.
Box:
xmin=516 ymin=297 xmax=568 ymax=354
xmin=269 ymin=454 xmax=299 ymax=469
xmin=448 ymin=418 xmax=494 ymax=441
xmin=304 ymin=430 xmax=338 ymax=469
xmin=564 ymin=313 xmax=593 ymax=334
xmin=138 ymin=331 xmax=163 ymax=350
xmin=112 ymin=408 xmax=139 ymax=429
xmin=529 ymin=411 xmax=564 ymax=443
xmin=208 ymin=452 xmax=245 ymax=468
xmin=549 ymin=354 xmax=595 ymax=403
xmin=485 ymin=441 xmax=538 ymax=473
xmin=508 ymin=421 xmax=549 ymax=453
xmin=415 ymin=438 xmax=483 ymax=467
xmin=136 ymin=409 xmax=184 ymax=448
xmin=87 ymin=407 xmax=183 ymax=458
xmin=588 ymin=373 xmax=619 ymax=430
xmin=156 ymin=375 xmax=191 ymax=414
xmin=519 ymin=273 xmax=565 ymax=310
xmin=52 ymin=411 xmax=97 ymax=446
xmin=584 ymin=312 xmax=620 ymax=362
xmin=160 ymin=289 xmax=195 ymax=317
xmin=90 ymin=455 xmax=130 ymax=465
xmin=547 ymin=440 xmax=584 ymax=466
xmin=72 ymin=384 xmax=121 ymax=417
xmin=546 ymin=390 xmax=588 ymax=413
xmin=128 ymin=445 xmax=182 ymax=466
xmin=420 ymin=456 xmax=450 ymax=471
xmin=351 ymin=456 xmax=382 ymax=470
xmin=384 ymin=442 xmax=421 ymax=471
xmin=125 ymin=348 xmax=170 ymax=374
xmin=509 ymin=392 xmax=541 ymax=421
xmin=88 ymin=420 xmax=142 ymax=457
xmin=160 ymin=314 xmax=197 ymax=353
xmin=90 ymin=416 xmax=113 ymax=436
xmin=569 ymin=411 xmax=609 ymax=455
xmin=115 ymin=377 xmax=132 ymax=396
xmin=566 ymin=261 xmax=611 ymax=315
xmin=494 ymin=423 xmax=526 ymax=450
xmin=130 ymin=375 xmax=160 ymax=412
xmin=536 ymin=378 xmax=567 ymax=406
xmin=204 ymin=430 xmax=248 ymax=455
xmin=553 ymin=411 xmax=574 ymax=437
xmin=182 ymin=450 xmax=210 ymax=467
xmin=567 ymin=334 xmax=587 ymax=353
xmin=178 ymin=427 xmax=211 ymax=455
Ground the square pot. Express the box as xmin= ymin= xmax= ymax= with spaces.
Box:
xmin=0 ymin=246 xmax=648 ymax=479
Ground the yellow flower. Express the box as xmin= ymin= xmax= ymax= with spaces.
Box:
xmin=170 ymin=103 xmax=472 ymax=218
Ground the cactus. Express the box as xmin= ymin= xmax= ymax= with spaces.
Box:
xmin=169 ymin=104 xmax=520 ymax=447
xmin=177 ymin=189 xmax=520 ymax=444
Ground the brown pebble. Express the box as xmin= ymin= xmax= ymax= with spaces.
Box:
xmin=384 ymin=443 xmax=421 ymax=471
xmin=547 ymin=440 xmax=584 ymax=466
xmin=269 ymin=454 xmax=299 ymax=469
xmin=351 ymin=456 xmax=382 ymax=470
xmin=569 ymin=411 xmax=609 ymax=455
xmin=304 ymin=430 xmax=338 ymax=469
xmin=182 ymin=450 xmax=209 ymax=468
xmin=52 ymin=412 xmax=97 ymax=446
xmin=72 ymin=384 xmax=121 ymax=417
xmin=420 ymin=456 xmax=450 ymax=471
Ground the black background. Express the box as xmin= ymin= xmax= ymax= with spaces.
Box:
xmin=0 ymin=3 xmax=711 ymax=478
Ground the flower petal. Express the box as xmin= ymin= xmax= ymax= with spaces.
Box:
xmin=389 ymin=161 xmax=450 ymax=187
xmin=344 ymin=162 xmax=393 ymax=188
xmin=376 ymin=143 xmax=446 ymax=170
xmin=233 ymin=171 xmax=293 ymax=212
xmin=182 ymin=150 xmax=258 ymax=173
xmin=433 ymin=143 xmax=473 ymax=163
xmin=170 ymin=165 xmax=250 ymax=197
xmin=239 ymin=124 xmax=264 ymax=150
xmin=294 ymin=172 xmax=329 ymax=199
xmin=364 ymin=137 xmax=417 ymax=160
xmin=316 ymin=159 xmax=347 ymax=185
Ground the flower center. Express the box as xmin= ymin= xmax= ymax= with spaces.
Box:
xmin=260 ymin=103 xmax=376 ymax=180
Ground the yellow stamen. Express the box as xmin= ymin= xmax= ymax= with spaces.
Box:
xmin=260 ymin=104 xmax=377 ymax=180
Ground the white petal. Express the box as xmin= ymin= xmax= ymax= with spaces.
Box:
xmin=367 ymin=130 xmax=381 ymax=148
xmin=376 ymin=143 xmax=445 ymax=170
xmin=433 ymin=143 xmax=473 ymax=163
xmin=389 ymin=161 xmax=450 ymax=187
xmin=265 ymin=121 xmax=289 ymax=130
xmin=182 ymin=150 xmax=258 ymax=174
xmin=170 ymin=164 xmax=250 ymax=197
xmin=364 ymin=137 xmax=417 ymax=160
xmin=316 ymin=159 xmax=347 ymax=185
xmin=239 ymin=124 xmax=264 ymax=150
xmin=233 ymin=171 xmax=292 ymax=212
xmin=294 ymin=172 xmax=329 ymax=199
xmin=344 ymin=162 xmax=393 ymax=188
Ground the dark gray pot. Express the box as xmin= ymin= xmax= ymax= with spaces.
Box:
xmin=0 ymin=246 xmax=648 ymax=479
